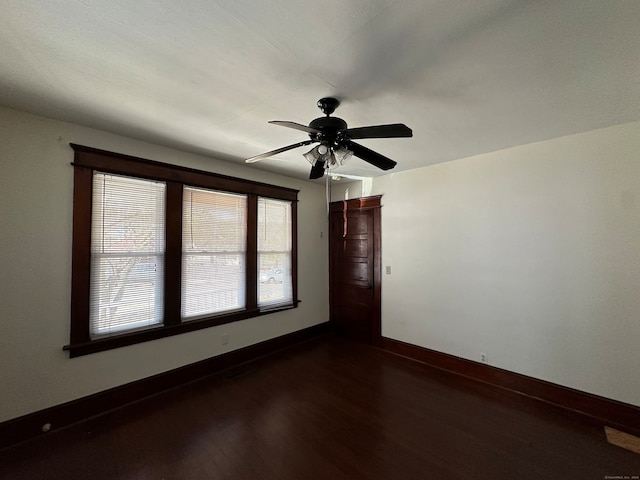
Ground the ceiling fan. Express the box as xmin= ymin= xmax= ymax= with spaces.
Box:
xmin=245 ymin=97 xmax=413 ymax=179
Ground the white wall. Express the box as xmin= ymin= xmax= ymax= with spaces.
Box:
xmin=330 ymin=179 xmax=364 ymax=203
xmin=370 ymin=120 xmax=640 ymax=406
xmin=0 ymin=106 xmax=329 ymax=422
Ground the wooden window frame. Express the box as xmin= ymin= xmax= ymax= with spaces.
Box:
xmin=66 ymin=144 xmax=299 ymax=357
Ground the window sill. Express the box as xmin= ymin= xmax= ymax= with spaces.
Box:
xmin=63 ymin=302 xmax=299 ymax=358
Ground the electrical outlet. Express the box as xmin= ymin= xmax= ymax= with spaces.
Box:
xmin=480 ymin=352 xmax=488 ymax=364
xmin=221 ymin=334 xmax=229 ymax=346
xmin=386 ymin=266 xmax=391 ymax=274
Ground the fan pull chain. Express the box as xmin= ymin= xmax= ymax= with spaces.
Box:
xmin=325 ymin=169 xmax=330 ymax=215
xmin=343 ymin=199 xmax=347 ymax=238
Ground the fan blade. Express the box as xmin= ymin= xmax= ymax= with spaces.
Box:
xmin=269 ymin=121 xmax=321 ymax=134
xmin=245 ymin=140 xmax=315 ymax=163
xmin=309 ymin=160 xmax=326 ymax=179
xmin=344 ymin=140 xmax=397 ymax=171
xmin=343 ymin=123 xmax=412 ymax=139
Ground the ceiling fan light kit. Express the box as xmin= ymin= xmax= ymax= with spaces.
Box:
xmin=245 ymin=97 xmax=413 ymax=179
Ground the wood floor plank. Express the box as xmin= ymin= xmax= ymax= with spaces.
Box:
xmin=605 ymin=427 xmax=640 ymax=455
xmin=1 ymin=336 xmax=639 ymax=479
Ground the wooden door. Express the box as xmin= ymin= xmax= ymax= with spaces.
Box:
xmin=329 ymin=196 xmax=381 ymax=344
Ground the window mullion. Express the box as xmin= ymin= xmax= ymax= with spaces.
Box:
xmin=164 ymin=182 xmax=183 ymax=325
xmin=246 ymin=194 xmax=258 ymax=311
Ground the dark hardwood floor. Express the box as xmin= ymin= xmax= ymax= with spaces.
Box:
xmin=2 ymin=336 xmax=639 ymax=479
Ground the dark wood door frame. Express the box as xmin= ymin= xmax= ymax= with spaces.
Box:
xmin=329 ymin=195 xmax=382 ymax=345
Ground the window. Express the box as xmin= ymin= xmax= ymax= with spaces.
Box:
xmin=258 ymin=198 xmax=293 ymax=308
xmin=182 ymin=187 xmax=247 ymax=319
xmin=90 ymin=173 xmax=165 ymax=336
xmin=68 ymin=145 xmax=298 ymax=357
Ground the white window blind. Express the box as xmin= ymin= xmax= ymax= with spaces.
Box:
xmin=258 ymin=197 xmax=293 ymax=308
xmin=90 ymin=173 xmax=166 ymax=337
xmin=182 ymin=187 xmax=247 ymax=319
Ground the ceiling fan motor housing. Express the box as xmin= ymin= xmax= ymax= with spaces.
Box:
xmin=308 ymin=116 xmax=348 ymax=145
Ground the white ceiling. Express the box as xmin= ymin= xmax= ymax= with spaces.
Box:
xmin=2 ymin=1 xmax=639 ymax=181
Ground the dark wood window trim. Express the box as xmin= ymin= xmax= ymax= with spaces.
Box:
xmin=66 ymin=144 xmax=299 ymax=357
